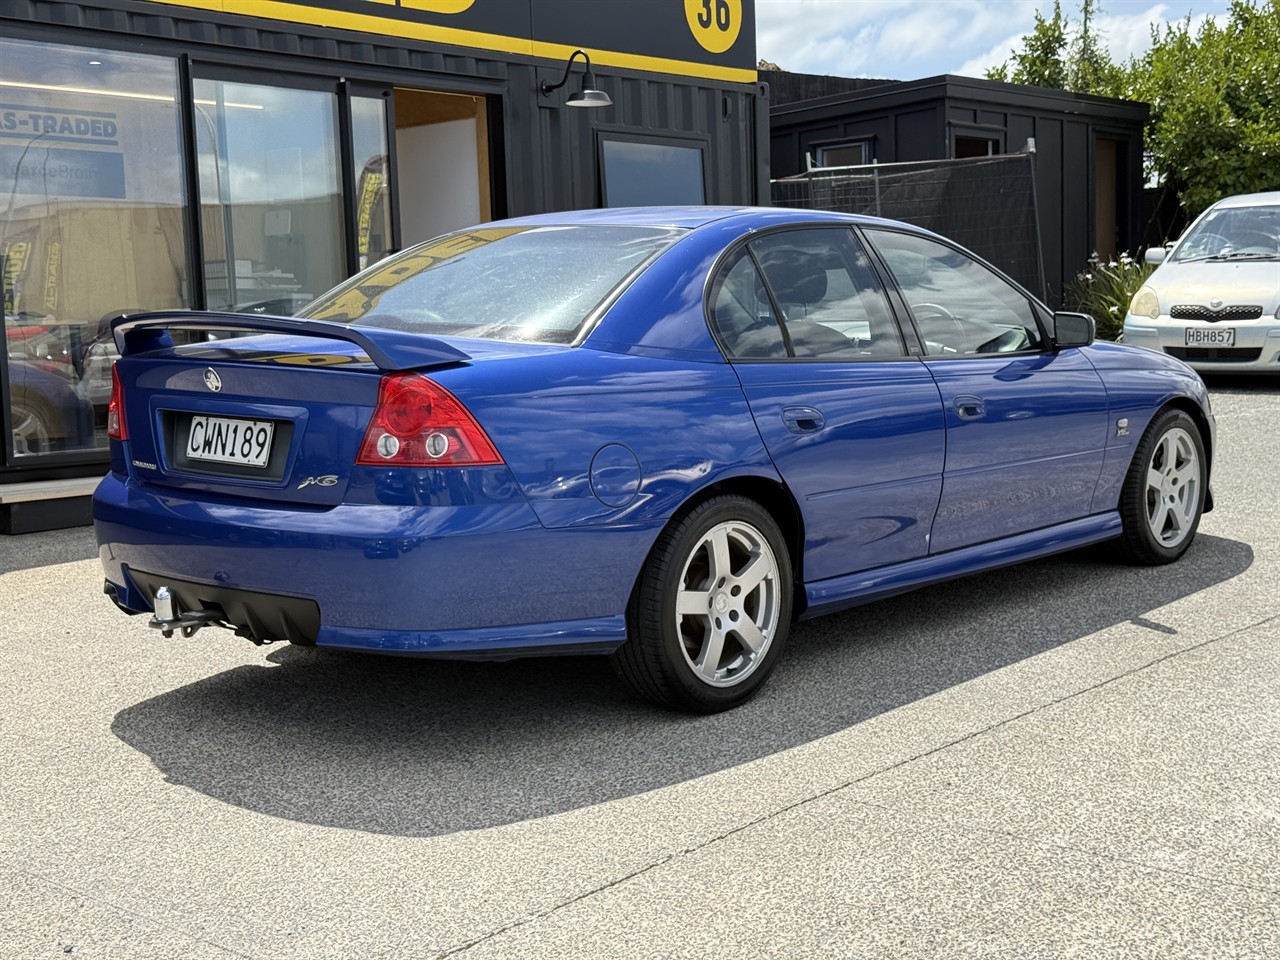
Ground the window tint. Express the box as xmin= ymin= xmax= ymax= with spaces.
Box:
xmin=750 ymin=229 xmax=903 ymax=359
xmin=866 ymin=229 xmax=1044 ymax=356
xmin=709 ymin=250 xmax=788 ymax=359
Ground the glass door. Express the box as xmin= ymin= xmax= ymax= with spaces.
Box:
xmin=345 ymin=85 xmax=396 ymax=271
xmin=192 ymin=73 xmax=345 ymax=314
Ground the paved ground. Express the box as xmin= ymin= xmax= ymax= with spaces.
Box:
xmin=2 ymin=377 xmax=1278 ymax=959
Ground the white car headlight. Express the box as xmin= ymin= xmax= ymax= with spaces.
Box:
xmin=1130 ymin=286 xmax=1161 ymax=320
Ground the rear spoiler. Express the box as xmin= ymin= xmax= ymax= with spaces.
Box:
xmin=111 ymin=311 xmax=471 ymax=372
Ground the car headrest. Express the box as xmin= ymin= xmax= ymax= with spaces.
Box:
xmin=760 ymin=249 xmax=827 ymax=304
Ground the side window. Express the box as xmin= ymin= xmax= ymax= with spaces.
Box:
xmin=708 ymin=249 xmax=788 ymax=359
xmin=749 ymin=229 xmax=903 ymax=359
xmin=866 ymin=229 xmax=1045 ymax=357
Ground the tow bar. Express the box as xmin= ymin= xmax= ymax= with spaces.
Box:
xmin=149 ymin=586 xmax=231 ymax=639
xmin=148 ymin=584 xmax=280 ymax=644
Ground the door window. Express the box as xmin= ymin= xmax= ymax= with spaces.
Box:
xmin=866 ymin=229 xmax=1044 ymax=356
xmin=710 ymin=229 xmax=903 ymax=361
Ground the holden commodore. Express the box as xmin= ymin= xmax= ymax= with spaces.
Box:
xmin=95 ymin=207 xmax=1215 ymax=712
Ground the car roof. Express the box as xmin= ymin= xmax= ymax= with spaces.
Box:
xmin=492 ymin=205 xmax=902 ymax=232
xmin=1211 ymin=191 xmax=1280 ymax=209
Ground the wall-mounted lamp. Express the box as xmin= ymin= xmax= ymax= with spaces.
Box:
xmin=540 ymin=49 xmax=612 ymax=108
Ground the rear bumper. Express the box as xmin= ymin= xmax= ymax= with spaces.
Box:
xmin=94 ymin=474 xmax=656 ymax=656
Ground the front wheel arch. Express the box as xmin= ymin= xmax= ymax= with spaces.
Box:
xmin=1113 ymin=405 xmax=1207 ymax=565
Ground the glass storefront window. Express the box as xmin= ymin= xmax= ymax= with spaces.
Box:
xmin=350 ymin=95 xmax=393 ymax=270
xmin=1 ymin=38 xmax=189 ymax=459
xmin=194 ymin=79 xmax=345 ymax=314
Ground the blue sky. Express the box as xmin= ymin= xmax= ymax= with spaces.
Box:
xmin=755 ymin=0 xmax=1235 ymax=80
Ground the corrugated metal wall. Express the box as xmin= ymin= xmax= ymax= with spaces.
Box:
xmin=1 ymin=0 xmax=765 ymax=214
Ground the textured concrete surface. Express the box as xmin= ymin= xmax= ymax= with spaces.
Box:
xmin=1 ymin=377 xmax=1277 ymax=958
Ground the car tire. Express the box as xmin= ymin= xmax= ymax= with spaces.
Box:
xmin=612 ymin=495 xmax=793 ymax=713
xmin=9 ymin=395 xmax=57 ymax=457
xmin=1114 ymin=408 xmax=1206 ymax=565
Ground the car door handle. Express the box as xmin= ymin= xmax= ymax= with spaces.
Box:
xmin=782 ymin=406 xmax=825 ymax=434
xmin=954 ymin=395 xmax=985 ymax=420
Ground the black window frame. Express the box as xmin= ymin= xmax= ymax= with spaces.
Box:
xmin=596 ymin=130 xmax=710 ymax=208
xmin=812 ymin=138 xmax=873 ymax=168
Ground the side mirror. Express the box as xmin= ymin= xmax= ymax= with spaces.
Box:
xmin=1052 ymin=311 xmax=1095 ymax=349
xmin=1144 ymin=247 xmax=1168 ymax=265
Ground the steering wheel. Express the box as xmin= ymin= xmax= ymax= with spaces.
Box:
xmin=1224 ymin=230 xmax=1278 ymax=251
xmin=975 ymin=328 xmax=1031 ymax=354
xmin=911 ymin=302 xmax=955 ymax=320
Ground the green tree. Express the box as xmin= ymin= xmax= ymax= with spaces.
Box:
xmin=1119 ymin=0 xmax=1280 ymax=216
xmin=1066 ymin=0 xmax=1120 ymax=94
xmin=989 ymin=0 xmax=1280 ymax=218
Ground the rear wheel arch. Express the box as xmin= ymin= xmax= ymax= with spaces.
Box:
xmin=613 ymin=488 xmax=796 ymax=712
xmin=657 ymin=474 xmax=805 ymax=606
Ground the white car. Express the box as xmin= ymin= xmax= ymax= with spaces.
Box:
xmin=1124 ymin=191 xmax=1280 ymax=373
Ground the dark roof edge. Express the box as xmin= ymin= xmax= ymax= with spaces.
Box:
xmin=770 ymin=73 xmax=1149 ymax=121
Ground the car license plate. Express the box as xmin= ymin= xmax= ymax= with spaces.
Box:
xmin=1185 ymin=327 xmax=1235 ymax=347
xmin=186 ymin=415 xmax=275 ymax=468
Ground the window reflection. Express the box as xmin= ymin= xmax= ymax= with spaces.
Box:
xmin=194 ymin=79 xmax=344 ymax=313
xmin=1 ymin=38 xmax=188 ymax=458
xmin=601 ymin=139 xmax=705 ymax=207
xmin=351 ymin=96 xmax=393 ymax=270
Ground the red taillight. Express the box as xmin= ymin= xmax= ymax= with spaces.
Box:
xmin=107 ymin=362 xmax=127 ymax=441
xmin=356 ymin=373 xmax=502 ymax=467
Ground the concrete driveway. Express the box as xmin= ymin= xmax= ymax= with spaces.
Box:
xmin=2 ymin=378 xmax=1278 ymax=959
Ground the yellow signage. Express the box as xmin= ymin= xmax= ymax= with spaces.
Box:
xmin=685 ymin=0 xmax=742 ymax=55
xmin=141 ymin=0 xmax=756 ymax=84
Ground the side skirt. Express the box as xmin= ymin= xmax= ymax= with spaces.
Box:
xmin=801 ymin=512 xmax=1123 ymax=619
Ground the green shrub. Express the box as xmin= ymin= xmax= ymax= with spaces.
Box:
xmin=1062 ymin=252 xmax=1155 ymax=341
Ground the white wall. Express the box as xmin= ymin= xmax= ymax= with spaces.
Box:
xmin=395 ymin=118 xmax=480 ymax=246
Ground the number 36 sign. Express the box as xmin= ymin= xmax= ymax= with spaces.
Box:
xmin=685 ymin=0 xmax=742 ymax=54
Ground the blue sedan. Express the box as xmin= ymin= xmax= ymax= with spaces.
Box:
xmin=94 ymin=207 xmax=1215 ymax=712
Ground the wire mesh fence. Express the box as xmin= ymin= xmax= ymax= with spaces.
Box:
xmin=771 ymin=153 xmax=1045 ymax=300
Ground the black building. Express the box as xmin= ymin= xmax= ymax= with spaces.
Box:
xmin=768 ymin=72 xmax=1149 ymax=306
xmin=0 ymin=0 xmax=766 ymax=532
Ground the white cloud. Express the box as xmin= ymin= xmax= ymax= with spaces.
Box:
xmin=954 ymin=30 xmax=1031 ymax=79
xmin=757 ymin=0 xmax=1234 ymax=80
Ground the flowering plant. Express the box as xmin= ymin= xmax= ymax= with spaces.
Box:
xmin=1062 ymin=251 xmax=1155 ymax=342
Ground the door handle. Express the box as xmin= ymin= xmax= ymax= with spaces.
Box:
xmin=954 ymin=395 xmax=985 ymax=420
xmin=781 ymin=406 xmax=825 ymax=434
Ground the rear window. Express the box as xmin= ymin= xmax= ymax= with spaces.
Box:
xmin=302 ymin=225 xmax=684 ymax=344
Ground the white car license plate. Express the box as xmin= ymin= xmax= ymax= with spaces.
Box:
xmin=186 ymin=415 xmax=275 ymax=468
xmin=1185 ymin=327 xmax=1235 ymax=347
